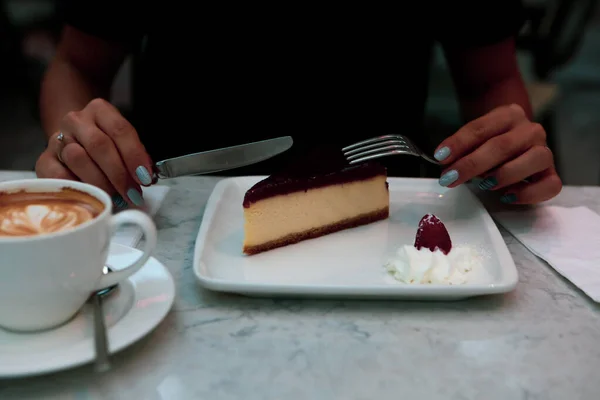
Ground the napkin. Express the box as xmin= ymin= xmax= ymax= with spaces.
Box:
xmin=493 ymin=206 xmax=600 ymax=302
xmin=112 ymin=185 xmax=170 ymax=247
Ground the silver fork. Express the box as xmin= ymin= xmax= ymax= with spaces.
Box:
xmin=342 ymin=134 xmax=440 ymax=165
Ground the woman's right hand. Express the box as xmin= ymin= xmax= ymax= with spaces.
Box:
xmin=35 ymin=98 xmax=155 ymax=208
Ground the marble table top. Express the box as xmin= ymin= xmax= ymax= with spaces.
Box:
xmin=1 ymin=171 xmax=599 ymax=400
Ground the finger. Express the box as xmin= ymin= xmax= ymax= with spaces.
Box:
xmin=59 ymin=142 xmax=114 ymax=193
xmin=59 ymin=142 xmax=130 ymax=209
xmin=499 ymin=168 xmax=562 ymax=205
xmin=49 ymin=130 xmax=132 ymax=209
xmin=48 ymin=130 xmax=77 ymax=163
xmin=35 ymin=150 xmax=78 ymax=180
xmin=88 ymin=99 xmax=154 ymax=186
xmin=478 ymin=145 xmax=554 ymax=191
xmin=61 ymin=112 xmax=145 ymax=207
xmin=439 ymin=122 xmax=547 ymax=187
xmin=433 ymin=104 xmax=528 ymax=164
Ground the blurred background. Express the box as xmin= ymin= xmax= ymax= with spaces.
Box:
xmin=0 ymin=0 xmax=599 ymax=185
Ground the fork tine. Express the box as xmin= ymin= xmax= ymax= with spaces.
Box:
xmin=342 ymin=134 xmax=440 ymax=166
xmin=342 ymin=134 xmax=400 ymax=152
xmin=344 ymin=139 xmax=410 ymax=156
xmin=348 ymin=149 xmax=419 ymax=164
xmin=346 ymin=144 xmax=413 ymax=161
xmin=399 ymin=135 xmax=418 ymax=154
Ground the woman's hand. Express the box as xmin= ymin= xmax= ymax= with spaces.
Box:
xmin=433 ymin=104 xmax=562 ymax=204
xmin=35 ymin=98 xmax=154 ymax=208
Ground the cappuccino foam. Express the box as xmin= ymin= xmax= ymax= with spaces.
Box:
xmin=0 ymin=188 xmax=105 ymax=237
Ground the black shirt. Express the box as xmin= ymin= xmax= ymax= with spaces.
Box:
xmin=61 ymin=1 xmax=524 ymax=176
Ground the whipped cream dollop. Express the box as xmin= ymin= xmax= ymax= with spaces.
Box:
xmin=0 ymin=204 xmax=94 ymax=237
xmin=385 ymin=245 xmax=481 ymax=285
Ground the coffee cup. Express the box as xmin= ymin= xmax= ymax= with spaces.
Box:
xmin=0 ymin=179 xmax=157 ymax=332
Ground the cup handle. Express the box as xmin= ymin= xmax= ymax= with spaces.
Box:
xmin=93 ymin=210 xmax=157 ymax=291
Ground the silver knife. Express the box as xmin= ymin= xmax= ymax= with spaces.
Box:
xmin=154 ymin=136 xmax=293 ymax=178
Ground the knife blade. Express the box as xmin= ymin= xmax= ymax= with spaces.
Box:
xmin=154 ymin=136 xmax=293 ymax=178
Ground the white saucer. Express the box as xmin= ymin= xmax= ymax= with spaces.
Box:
xmin=0 ymin=243 xmax=175 ymax=378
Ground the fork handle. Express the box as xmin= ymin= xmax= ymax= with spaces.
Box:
xmin=420 ymin=153 xmax=440 ymax=165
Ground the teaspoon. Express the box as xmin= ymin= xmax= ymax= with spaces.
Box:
xmin=92 ymin=266 xmax=118 ymax=372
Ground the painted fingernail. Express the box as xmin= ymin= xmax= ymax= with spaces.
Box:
xmin=127 ymin=188 xmax=145 ymax=207
xmin=112 ymin=194 xmax=128 ymax=210
xmin=500 ymin=193 xmax=518 ymax=204
xmin=478 ymin=177 xmax=498 ymax=191
xmin=434 ymin=146 xmax=451 ymax=161
xmin=439 ymin=169 xmax=459 ymax=187
xmin=135 ymin=166 xmax=152 ymax=186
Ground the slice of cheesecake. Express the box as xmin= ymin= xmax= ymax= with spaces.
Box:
xmin=242 ymin=148 xmax=389 ymax=255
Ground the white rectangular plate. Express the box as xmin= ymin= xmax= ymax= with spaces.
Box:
xmin=193 ymin=177 xmax=518 ymax=300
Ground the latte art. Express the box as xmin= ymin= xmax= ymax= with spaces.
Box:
xmin=0 ymin=204 xmax=96 ymax=236
xmin=0 ymin=188 xmax=105 ymax=237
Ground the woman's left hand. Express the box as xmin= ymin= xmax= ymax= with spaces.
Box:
xmin=433 ymin=104 xmax=562 ymax=205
